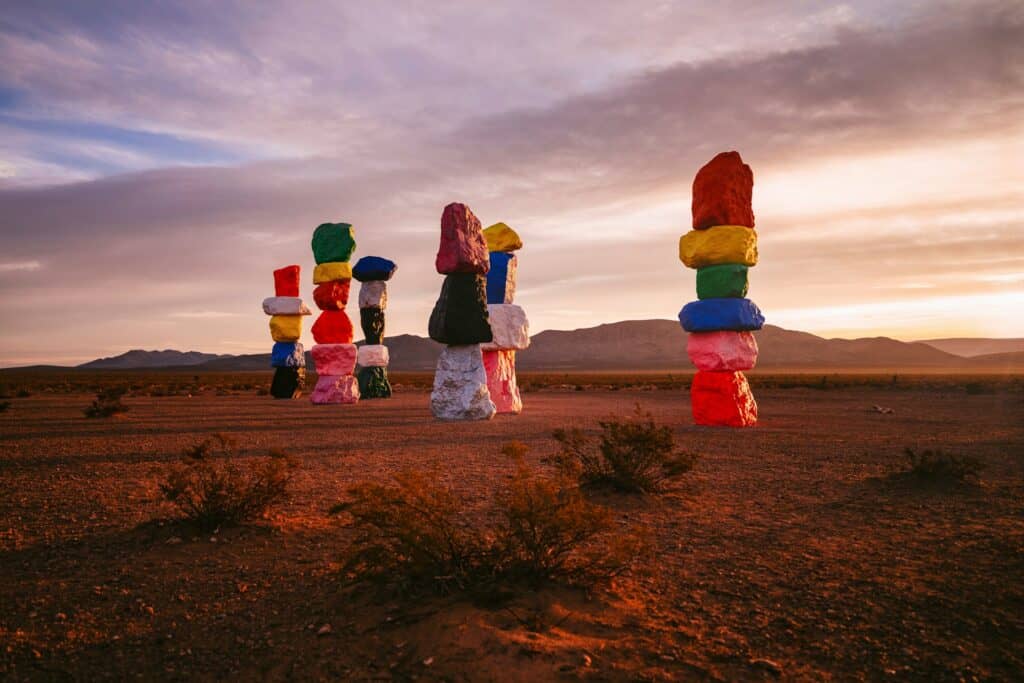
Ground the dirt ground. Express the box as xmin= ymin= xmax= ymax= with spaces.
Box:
xmin=1 ymin=379 xmax=1022 ymax=681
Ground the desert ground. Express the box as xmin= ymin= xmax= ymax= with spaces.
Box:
xmin=1 ymin=372 xmax=1022 ymax=681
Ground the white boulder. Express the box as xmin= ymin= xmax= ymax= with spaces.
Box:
xmin=357 ymin=344 xmax=390 ymax=367
xmin=481 ymin=304 xmax=529 ymax=351
xmin=358 ymin=281 xmax=388 ymax=310
xmin=262 ymin=297 xmax=311 ymax=316
xmin=430 ymin=345 xmax=496 ymax=420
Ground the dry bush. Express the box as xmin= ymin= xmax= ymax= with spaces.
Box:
xmin=332 ymin=444 xmax=646 ymax=595
xmin=904 ymin=447 xmax=983 ymax=482
xmin=550 ymin=405 xmax=698 ymax=493
xmin=83 ymin=387 xmax=129 ymax=418
xmin=0 ymin=400 xmax=10 ymax=413
xmin=160 ymin=434 xmax=297 ymax=530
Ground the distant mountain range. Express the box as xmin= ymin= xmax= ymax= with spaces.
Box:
xmin=45 ymin=321 xmax=1023 ymax=373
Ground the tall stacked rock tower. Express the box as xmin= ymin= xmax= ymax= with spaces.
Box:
xmin=678 ymin=152 xmax=764 ymax=426
xmin=481 ymin=222 xmax=529 ymax=414
xmin=309 ymin=222 xmax=360 ymax=405
xmin=264 ymin=265 xmax=311 ymax=398
xmin=353 ymin=256 xmax=398 ymax=399
xmin=428 ymin=203 xmax=496 ymax=420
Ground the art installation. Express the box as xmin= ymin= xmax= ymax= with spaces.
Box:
xmin=263 ymin=264 xmax=311 ymax=398
xmin=309 ymin=222 xmax=360 ymax=404
xmin=679 ymin=151 xmax=763 ymax=426
xmin=428 ymin=203 xmax=496 ymax=420
xmin=481 ymin=222 xmax=528 ymax=414
xmin=353 ymin=256 xmax=397 ymax=399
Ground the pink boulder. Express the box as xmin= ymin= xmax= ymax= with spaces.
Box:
xmin=435 ymin=202 xmax=489 ymax=275
xmin=311 ymin=343 xmax=357 ymax=375
xmin=691 ymin=371 xmax=757 ymax=427
xmin=692 ymin=151 xmax=754 ymax=229
xmin=310 ymin=374 xmax=360 ymax=405
xmin=687 ymin=331 xmax=758 ymax=372
xmin=482 ymin=349 xmax=522 ymax=414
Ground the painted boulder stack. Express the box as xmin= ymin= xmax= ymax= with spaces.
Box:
xmin=309 ymin=223 xmax=360 ymax=405
xmin=678 ymin=152 xmax=763 ymax=426
xmin=353 ymin=256 xmax=397 ymax=399
xmin=429 ymin=203 xmax=496 ymax=420
xmin=481 ymin=222 xmax=528 ymax=414
xmin=263 ymin=265 xmax=311 ymax=398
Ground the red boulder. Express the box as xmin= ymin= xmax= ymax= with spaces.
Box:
xmin=691 ymin=370 xmax=758 ymax=427
xmin=311 ymin=310 xmax=354 ymax=344
xmin=435 ymin=202 xmax=489 ymax=275
xmin=313 ymin=280 xmax=351 ymax=310
xmin=692 ymin=151 xmax=754 ymax=230
xmin=274 ymin=265 xmax=301 ymax=297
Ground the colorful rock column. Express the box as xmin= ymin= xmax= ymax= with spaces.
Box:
xmin=428 ymin=202 xmax=496 ymax=420
xmin=480 ymin=222 xmax=528 ymax=414
xmin=353 ymin=256 xmax=397 ymax=399
xmin=309 ymin=223 xmax=360 ymax=405
xmin=263 ymin=265 xmax=311 ymax=398
xmin=678 ymin=152 xmax=763 ymax=426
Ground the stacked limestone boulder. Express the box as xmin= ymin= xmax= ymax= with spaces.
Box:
xmin=309 ymin=223 xmax=360 ymax=405
xmin=353 ymin=256 xmax=397 ymax=399
xmin=678 ymin=152 xmax=763 ymax=426
xmin=480 ymin=222 xmax=528 ymax=414
xmin=428 ymin=203 xmax=496 ymax=420
xmin=263 ymin=265 xmax=311 ymax=398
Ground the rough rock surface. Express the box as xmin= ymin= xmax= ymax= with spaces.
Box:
xmin=357 ymin=366 xmax=392 ymax=399
xmin=696 ymin=264 xmax=749 ymax=300
xmin=430 ymin=345 xmax=495 ymax=420
xmin=352 ymin=256 xmax=397 ymax=282
xmin=311 ymin=310 xmax=354 ymax=344
xmin=357 ymin=344 xmax=389 ymax=367
xmin=692 ymin=151 xmax=754 ymax=230
xmin=483 ymin=349 xmax=522 ymax=414
xmin=482 ymin=222 xmax=523 ymax=252
xmin=269 ymin=315 xmax=302 ymax=342
xmin=358 ymin=281 xmax=387 ymax=310
xmin=310 ymin=374 xmax=360 ymax=405
xmin=271 ymin=342 xmax=305 ymax=368
xmin=312 ymin=262 xmax=353 ymax=284
xmin=481 ymin=304 xmax=529 ymax=350
xmin=679 ymin=226 xmax=758 ymax=269
xmin=691 ymin=370 xmax=758 ymax=427
xmin=360 ymin=307 xmax=385 ymax=344
xmin=270 ymin=367 xmax=305 ymax=399
xmin=679 ymin=298 xmax=764 ymax=332
xmin=311 ymin=223 xmax=356 ymax=264
xmin=312 ymin=280 xmax=351 ymax=310
xmin=273 ymin=265 xmax=301 ymax=297
xmin=435 ymin=203 xmax=489 ymax=275
xmin=428 ymin=274 xmax=493 ymax=345
xmin=263 ymin=297 xmax=312 ymax=316
xmin=486 ymin=252 xmax=517 ymax=304
xmin=310 ymin=343 xmax=357 ymax=375
xmin=687 ymin=331 xmax=758 ymax=372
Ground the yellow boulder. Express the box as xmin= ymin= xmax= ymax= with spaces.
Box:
xmin=483 ymin=222 xmax=523 ymax=252
xmin=270 ymin=315 xmax=303 ymax=342
xmin=312 ymin=262 xmax=353 ymax=284
xmin=679 ymin=225 xmax=757 ymax=269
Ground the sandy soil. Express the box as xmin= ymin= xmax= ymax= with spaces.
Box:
xmin=1 ymin=383 xmax=1022 ymax=681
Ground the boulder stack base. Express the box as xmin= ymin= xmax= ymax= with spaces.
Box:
xmin=680 ymin=152 xmax=762 ymax=426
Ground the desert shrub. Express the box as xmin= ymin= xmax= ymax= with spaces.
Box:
xmin=550 ymin=406 xmax=698 ymax=493
xmin=0 ymin=400 xmax=10 ymax=413
xmin=160 ymin=434 xmax=297 ymax=530
xmin=16 ymin=388 xmax=32 ymax=398
xmin=903 ymin=447 xmax=983 ymax=482
xmin=83 ymin=387 xmax=129 ymax=418
xmin=332 ymin=446 xmax=645 ymax=595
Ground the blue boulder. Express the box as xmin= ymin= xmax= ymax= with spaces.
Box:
xmin=679 ymin=298 xmax=764 ymax=332
xmin=486 ymin=252 xmax=515 ymax=304
xmin=352 ymin=256 xmax=397 ymax=282
xmin=271 ymin=341 xmax=306 ymax=368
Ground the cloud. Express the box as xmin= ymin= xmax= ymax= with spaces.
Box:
xmin=0 ymin=259 xmax=41 ymax=272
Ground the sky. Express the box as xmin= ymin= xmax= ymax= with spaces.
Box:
xmin=0 ymin=0 xmax=1022 ymax=367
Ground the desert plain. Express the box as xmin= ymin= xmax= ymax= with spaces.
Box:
xmin=1 ymin=371 xmax=1022 ymax=681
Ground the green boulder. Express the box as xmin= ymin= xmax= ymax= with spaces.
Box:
xmin=311 ymin=223 xmax=356 ymax=264
xmin=696 ymin=264 xmax=748 ymax=299
xmin=358 ymin=366 xmax=392 ymax=399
